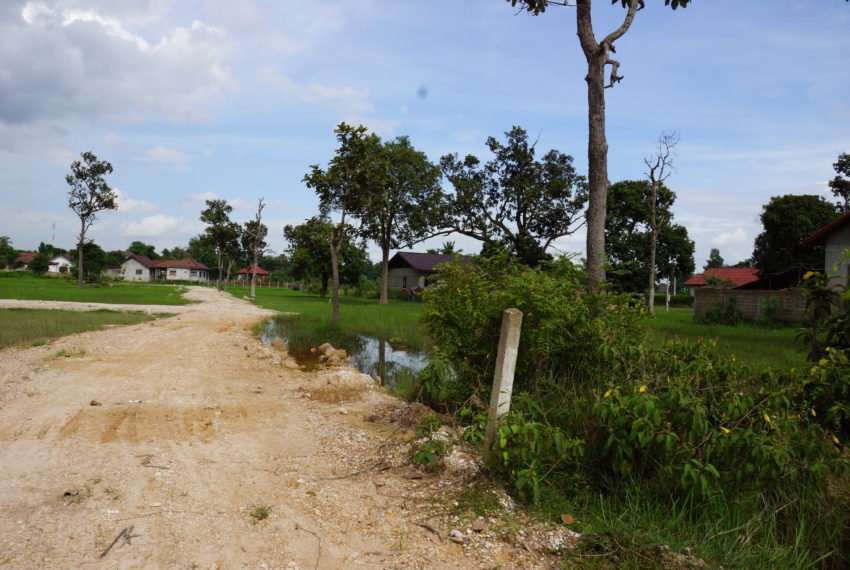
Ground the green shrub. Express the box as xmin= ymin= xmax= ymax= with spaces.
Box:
xmin=695 ymin=296 xmax=743 ymax=326
xmin=653 ymin=293 xmax=692 ymax=307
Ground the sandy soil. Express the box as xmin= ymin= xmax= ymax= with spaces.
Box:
xmin=0 ymin=287 xmax=567 ymax=569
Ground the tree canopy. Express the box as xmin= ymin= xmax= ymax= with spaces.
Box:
xmin=200 ymin=199 xmax=241 ymax=289
xmin=829 ymin=152 xmax=850 ymax=212
xmin=440 ymin=126 xmax=587 ymax=267
xmin=704 ymin=248 xmax=725 ymax=271
xmin=605 ymin=179 xmax=694 ymax=293
xmin=0 ymin=236 xmax=17 ymax=270
xmin=751 ymin=194 xmax=838 ymax=274
xmin=127 ymin=241 xmax=158 ymax=259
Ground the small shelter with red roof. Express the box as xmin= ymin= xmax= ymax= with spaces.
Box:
xmin=236 ymin=265 xmax=270 ymax=281
xmin=683 ymin=267 xmax=760 ymax=295
xmin=802 ymin=210 xmax=850 ymax=288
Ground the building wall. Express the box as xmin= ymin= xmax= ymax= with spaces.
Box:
xmin=47 ymin=256 xmax=72 ymax=274
xmin=825 ymin=225 xmax=850 ymax=289
xmin=694 ymin=288 xmax=809 ymax=323
xmin=387 ymin=267 xmax=423 ymax=289
xmin=121 ymin=258 xmax=152 ymax=282
xmin=162 ymin=267 xmax=207 ymax=282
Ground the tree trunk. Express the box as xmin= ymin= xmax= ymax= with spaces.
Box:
xmin=647 ymin=181 xmax=659 ymax=316
xmin=216 ymin=252 xmax=223 ymax=290
xmin=329 ymin=226 xmax=341 ymax=327
xmin=379 ymin=242 xmax=390 ymax=306
xmin=76 ymin=219 xmax=86 ymax=288
xmin=319 ymin=276 xmax=329 ymax=299
xmin=249 ymin=254 xmax=258 ymax=299
xmin=584 ymin=54 xmax=608 ymax=293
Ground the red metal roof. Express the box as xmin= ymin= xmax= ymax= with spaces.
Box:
xmin=388 ymin=252 xmax=465 ymax=273
xmin=802 ymin=211 xmax=850 ymax=246
xmin=237 ymin=265 xmax=270 ymax=275
xmin=684 ymin=267 xmax=760 ymax=287
xmin=15 ymin=252 xmax=36 ymax=264
xmin=154 ymin=258 xmax=210 ymax=270
xmin=124 ymin=252 xmax=158 ymax=268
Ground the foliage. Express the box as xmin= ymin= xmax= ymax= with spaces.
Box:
xmin=694 ymin=297 xmax=743 ymax=326
xmin=66 ymin=151 xmax=117 ymax=288
xmin=421 ymin=254 xmax=643 ymax=403
xmin=751 ymin=194 xmax=838 ymax=274
xmin=829 ymin=152 xmax=850 ymax=211
xmin=605 ymin=180 xmax=694 ymax=292
xmin=28 ymin=253 xmax=50 ymax=273
xmin=69 ymin=242 xmax=106 ymax=283
xmin=703 ymin=274 xmax=733 ymax=288
xmin=283 ymin=216 xmax=368 ymax=297
xmin=439 ymin=126 xmax=587 ymax=267
xmin=704 ymin=247 xmax=725 ymax=271
xmin=412 ymin=414 xmax=452 ymax=471
xmin=199 ymin=199 xmax=240 ymax=289
xmin=0 ymin=236 xmax=17 ymax=269
xmin=653 ymin=293 xmax=691 ymax=307
xmin=127 ymin=241 xmax=158 ymax=259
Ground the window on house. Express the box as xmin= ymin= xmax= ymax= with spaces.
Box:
xmin=135 ymin=269 xmax=142 ymax=275
xmin=169 ymin=270 xmax=177 ymax=276
xmin=402 ymin=276 xmax=407 ymax=288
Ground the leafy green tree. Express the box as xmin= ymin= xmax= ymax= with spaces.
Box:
xmin=0 ymin=236 xmax=17 ymax=269
xmin=283 ymin=217 xmax=366 ymax=297
xmin=28 ymin=253 xmax=50 ymax=273
xmin=127 ymin=241 xmax=158 ymax=259
xmin=751 ymin=195 xmax=838 ymax=274
xmin=160 ymin=246 xmax=189 ymax=260
xmin=186 ymin=236 xmax=217 ymax=269
xmin=358 ymin=136 xmax=444 ymax=306
xmin=829 ymin=152 xmax=850 ymax=212
xmin=605 ymin=180 xmax=694 ymax=293
xmin=104 ymin=250 xmax=124 ymax=268
xmin=704 ymin=248 xmax=725 ymax=271
xmin=427 ymin=241 xmax=463 ymax=255
xmin=199 ymin=199 xmax=240 ymax=290
xmin=440 ymin=126 xmax=587 ymax=267
xmin=66 ymin=151 xmax=117 ymax=288
xmin=304 ymin=123 xmax=375 ymax=325
xmin=506 ymin=0 xmax=691 ymax=291
xmin=69 ymin=242 xmax=106 ymax=283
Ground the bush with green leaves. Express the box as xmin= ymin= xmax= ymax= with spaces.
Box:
xmin=420 ymin=254 xmax=643 ymax=404
xmin=695 ymin=296 xmax=743 ymax=326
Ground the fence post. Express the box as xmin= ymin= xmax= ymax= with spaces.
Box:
xmin=483 ymin=308 xmax=523 ymax=463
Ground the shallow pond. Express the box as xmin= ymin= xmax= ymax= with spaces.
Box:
xmin=259 ymin=316 xmax=429 ymax=399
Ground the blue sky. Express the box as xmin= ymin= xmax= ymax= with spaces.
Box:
xmin=1 ymin=0 xmax=848 ymax=270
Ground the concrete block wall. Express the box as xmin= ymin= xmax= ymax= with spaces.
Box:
xmin=693 ymin=288 xmax=809 ymax=323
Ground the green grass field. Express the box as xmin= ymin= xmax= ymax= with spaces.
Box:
xmin=0 ymin=308 xmax=165 ymax=349
xmin=232 ymin=286 xmax=429 ymax=348
xmin=645 ymin=307 xmax=805 ymax=370
xmin=0 ymin=272 xmax=191 ymax=305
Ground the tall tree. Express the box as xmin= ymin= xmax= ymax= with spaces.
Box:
xmin=359 ymin=136 xmax=444 ymax=306
xmin=304 ymin=123 xmax=374 ymax=326
xmin=0 ymin=236 xmax=17 ymax=270
xmin=507 ymin=0 xmax=691 ymax=290
xmin=66 ymin=151 xmax=117 ymax=288
xmin=605 ymin=179 xmax=694 ymax=293
xmin=199 ymin=199 xmax=240 ymax=290
xmin=439 ymin=126 xmax=587 ymax=267
xmin=704 ymin=248 xmax=725 ymax=271
xmin=69 ymin=242 xmax=106 ymax=283
xmin=242 ymin=199 xmax=268 ymax=299
xmin=751 ymin=195 xmax=838 ymax=274
xmin=643 ymin=131 xmax=678 ymax=314
xmin=829 ymin=152 xmax=850 ymax=212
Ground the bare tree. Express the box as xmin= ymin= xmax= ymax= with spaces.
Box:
xmin=66 ymin=151 xmax=117 ymax=288
xmin=643 ymin=131 xmax=679 ymax=315
xmin=245 ymin=198 xmax=268 ymax=299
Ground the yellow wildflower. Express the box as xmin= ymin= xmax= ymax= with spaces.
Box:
xmin=803 ymin=271 xmax=815 ymax=280
xmin=811 ymin=408 xmax=817 ymax=417
xmin=763 ymin=413 xmax=771 ymax=424
xmin=639 ymin=385 xmax=648 ymax=393
xmin=833 ymin=435 xmax=841 ymax=445
xmin=604 ymin=389 xmax=612 ymax=398
xmin=720 ymin=427 xmax=730 ymax=435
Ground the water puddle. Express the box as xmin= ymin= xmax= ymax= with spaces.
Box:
xmin=259 ymin=317 xmax=428 ymax=398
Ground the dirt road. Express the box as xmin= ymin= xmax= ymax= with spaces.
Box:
xmin=0 ymin=287 xmax=566 ymax=569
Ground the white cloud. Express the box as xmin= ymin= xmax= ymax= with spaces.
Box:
xmin=711 ymin=227 xmax=748 ymax=248
xmin=113 ymin=188 xmax=158 ymax=214
xmin=186 ymin=191 xmax=220 ymax=203
xmin=135 ymin=146 xmax=194 ymax=170
xmin=121 ymin=213 xmax=182 ymax=238
xmin=259 ymin=68 xmax=374 ymax=116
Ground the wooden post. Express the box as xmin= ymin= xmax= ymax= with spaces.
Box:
xmin=483 ymin=308 xmax=523 ymax=462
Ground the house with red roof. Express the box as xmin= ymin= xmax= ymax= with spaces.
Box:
xmin=118 ymin=253 xmax=210 ymax=283
xmin=15 ymin=252 xmax=36 ymax=267
xmin=802 ymin=210 xmax=850 ymax=288
xmin=236 ymin=265 xmax=270 ymax=281
xmin=387 ymin=252 xmax=465 ymax=289
xmin=683 ymin=267 xmax=760 ymax=295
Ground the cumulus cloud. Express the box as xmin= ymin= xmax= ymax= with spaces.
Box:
xmin=135 ymin=146 xmax=194 ymax=170
xmin=186 ymin=191 xmax=220 ymax=203
xmin=114 ymin=188 xmax=158 ymax=214
xmin=711 ymin=227 xmax=748 ymax=248
xmin=121 ymin=213 xmax=182 ymax=238
xmin=259 ymin=68 xmax=374 ymax=116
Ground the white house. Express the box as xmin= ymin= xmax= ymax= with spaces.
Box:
xmin=119 ymin=253 xmax=158 ymax=282
xmin=154 ymin=258 xmax=210 ymax=283
xmin=802 ymin=211 xmax=850 ymax=289
xmin=47 ymin=254 xmax=73 ymax=274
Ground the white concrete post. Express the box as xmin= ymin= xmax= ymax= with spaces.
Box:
xmin=483 ymin=308 xmax=523 ymax=462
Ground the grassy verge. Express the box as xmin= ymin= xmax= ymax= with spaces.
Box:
xmin=0 ymin=272 xmax=191 ymax=305
xmin=0 ymin=308 xmax=167 ymax=349
xmin=232 ymin=286 xmax=428 ymax=348
xmin=645 ymin=307 xmax=805 ymax=370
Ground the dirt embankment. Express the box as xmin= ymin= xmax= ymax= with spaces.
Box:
xmin=0 ymin=287 xmax=568 ymax=568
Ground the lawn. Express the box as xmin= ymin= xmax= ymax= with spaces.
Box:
xmin=645 ymin=307 xmax=806 ymax=370
xmin=0 ymin=272 xmax=191 ymax=305
xmin=232 ymin=286 xmax=428 ymax=348
xmin=0 ymin=308 xmax=166 ymax=349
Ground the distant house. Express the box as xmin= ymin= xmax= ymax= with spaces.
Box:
xmin=47 ymin=254 xmax=73 ymax=274
xmin=15 ymin=252 xmax=35 ymax=268
xmin=387 ymin=252 xmax=464 ymax=289
xmin=236 ymin=265 xmax=270 ymax=281
xmin=802 ymin=210 xmax=850 ymax=289
xmin=683 ymin=267 xmax=760 ymax=295
xmin=117 ymin=253 xmax=210 ymax=283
